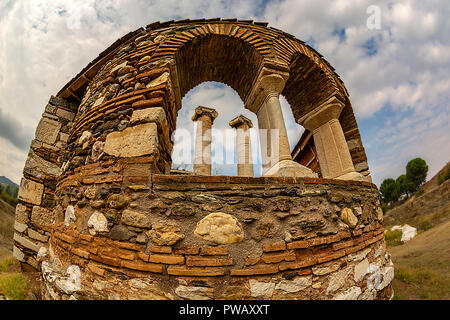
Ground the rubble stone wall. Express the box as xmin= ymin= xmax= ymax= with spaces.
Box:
xmin=44 ymin=174 xmax=392 ymax=300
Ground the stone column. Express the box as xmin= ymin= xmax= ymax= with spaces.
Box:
xmin=245 ymin=65 xmax=316 ymax=178
xmin=299 ymin=97 xmax=364 ymax=180
xmin=192 ymin=106 xmax=218 ymax=176
xmin=229 ymin=115 xmax=254 ymax=177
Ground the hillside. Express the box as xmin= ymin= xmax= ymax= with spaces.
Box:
xmin=383 ymin=160 xmax=450 ymax=300
xmin=0 ymin=198 xmax=15 ymax=260
xmin=384 ymin=161 xmax=450 ymax=230
xmin=388 ymin=220 xmax=450 ymax=299
xmin=0 ymin=176 xmax=18 ymax=189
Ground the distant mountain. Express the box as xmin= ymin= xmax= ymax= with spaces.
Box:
xmin=0 ymin=176 xmax=18 ymax=189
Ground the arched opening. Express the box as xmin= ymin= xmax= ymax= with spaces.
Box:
xmin=175 ymin=34 xmax=263 ymax=102
xmin=170 ymin=82 xmax=307 ymax=177
xmin=171 ymin=81 xmax=262 ymax=176
xmin=170 ymin=33 xmax=264 ymax=177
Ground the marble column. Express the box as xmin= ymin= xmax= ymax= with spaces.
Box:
xmin=192 ymin=106 xmax=218 ymax=176
xmin=299 ymin=97 xmax=364 ymax=180
xmin=229 ymin=115 xmax=254 ymax=177
xmin=245 ymin=66 xmax=316 ymax=178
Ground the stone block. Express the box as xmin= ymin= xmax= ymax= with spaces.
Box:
xmin=354 ymin=258 xmax=369 ymax=282
xmin=175 ymin=285 xmax=213 ymax=300
xmin=275 ymin=276 xmax=312 ymax=293
xmin=88 ymin=211 xmax=109 ymax=235
xmin=150 ymin=224 xmax=184 ymax=246
xmin=13 ymin=246 xmax=25 ymax=262
xmin=146 ymin=72 xmax=169 ymax=88
xmin=249 ymin=279 xmax=275 ymax=298
xmin=14 ymin=221 xmax=28 ymax=233
xmin=13 ymin=233 xmax=40 ymax=252
xmin=354 ymin=161 xmax=369 ymax=172
xmin=18 ymin=178 xmax=44 ymax=205
xmin=264 ymin=160 xmax=318 ymax=178
xmin=340 ymin=208 xmax=358 ymax=228
xmin=326 ymin=267 xmax=352 ymax=294
xmin=104 ymin=123 xmax=159 ymax=158
xmin=35 ymin=117 xmax=62 ymax=145
xmin=15 ymin=203 xmax=29 ymax=224
xmin=28 ymin=228 xmax=49 ymax=242
xmin=64 ymin=205 xmax=76 ymax=226
xmin=333 ymin=286 xmax=362 ymax=300
xmin=55 ymin=108 xmax=75 ymax=121
xmin=130 ymin=107 xmax=166 ymax=125
xmin=23 ymin=150 xmax=61 ymax=180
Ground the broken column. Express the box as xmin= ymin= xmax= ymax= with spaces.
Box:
xmin=229 ymin=115 xmax=254 ymax=177
xmin=299 ymin=96 xmax=364 ymax=180
xmin=245 ymin=66 xmax=316 ymax=178
xmin=192 ymin=106 xmax=218 ymax=176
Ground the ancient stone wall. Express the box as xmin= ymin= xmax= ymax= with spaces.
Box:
xmin=43 ymin=174 xmax=392 ymax=300
xmin=14 ymin=96 xmax=77 ymax=271
xmin=12 ymin=19 xmax=390 ymax=300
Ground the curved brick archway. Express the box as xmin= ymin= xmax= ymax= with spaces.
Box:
xmin=13 ymin=19 xmax=391 ymax=300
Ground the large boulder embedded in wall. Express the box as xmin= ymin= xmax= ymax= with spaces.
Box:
xmin=340 ymin=208 xmax=358 ymax=228
xmin=194 ymin=212 xmax=244 ymax=244
xmin=87 ymin=211 xmax=109 ymax=235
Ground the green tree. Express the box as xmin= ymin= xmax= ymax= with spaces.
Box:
xmin=380 ymin=178 xmax=397 ymax=203
xmin=405 ymin=158 xmax=428 ymax=194
xmin=13 ymin=187 xmax=18 ymax=198
xmin=395 ymin=174 xmax=407 ymax=198
xmin=5 ymin=185 xmax=11 ymax=197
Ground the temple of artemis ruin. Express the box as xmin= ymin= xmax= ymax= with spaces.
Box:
xmin=13 ymin=19 xmax=393 ymax=300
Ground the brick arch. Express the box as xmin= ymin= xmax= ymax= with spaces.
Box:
xmin=283 ymin=52 xmax=342 ymax=121
xmin=61 ymin=20 xmax=351 ymax=125
xmin=173 ymin=33 xmax=264 ymax=102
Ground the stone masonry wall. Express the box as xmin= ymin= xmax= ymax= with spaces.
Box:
xmin=14 ymin=96 xmax=77 ymax=272
xmin=13 ymin=19 xmax=385 ymax=300
xmin=39 ymin=174 xmax=393 ymax=300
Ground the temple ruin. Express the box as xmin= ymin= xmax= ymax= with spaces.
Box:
xmin=13 ymin=18 xmax=393 ymax=300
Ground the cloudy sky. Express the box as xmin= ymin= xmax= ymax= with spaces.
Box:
xmin=0 ymin=0 xmax=448 ymax=186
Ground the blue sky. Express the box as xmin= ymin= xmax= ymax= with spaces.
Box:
xmin=0 ymin=0 xmax=448 ymax=187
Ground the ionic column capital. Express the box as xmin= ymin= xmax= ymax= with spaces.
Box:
xmin=298 ymin=96 xmax=345 ymax=131
xmin=244 ymin=64 xmax=289 ymax=113
xmin=192 ymin=106 xmax=218 ymax=122
xmin=229 ymin=115 xmax=253 ymax=129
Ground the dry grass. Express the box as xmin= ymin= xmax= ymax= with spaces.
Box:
xmin=385 ymin=229 xmax=403 ymax=247
xmin=0 ymin=256 xmax=13 ymax=272
xmin=0 ymin=198 xmax=14 ymax=262
xmin=0 ymin=272 xmax=30 ymax=300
